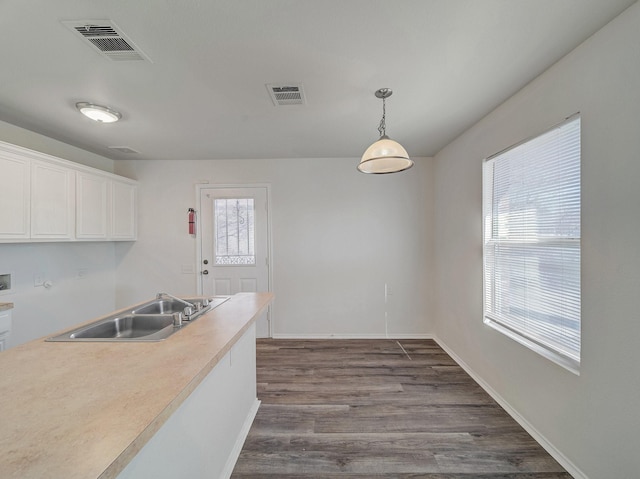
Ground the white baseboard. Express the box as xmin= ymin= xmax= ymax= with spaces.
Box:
xmin=433 ymin=336 xmax=587 ymax=479
xmin=221 ymin=398 xmax=261 ymax=479
xmin=271 ymin=333 xmax=434 ymax=340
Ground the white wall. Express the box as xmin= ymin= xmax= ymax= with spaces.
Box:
xmin=0 ymin=243 xmax=116 ymax=347
xmin=0 ymin=121 xmax=117 ymax=348
xmin=433 ymin=3 xmax=640 ymax=478
xmin=0 ymin=119 xmax=114 ymax=173
xmin=114 ymin=156 xmax=434 ymax=337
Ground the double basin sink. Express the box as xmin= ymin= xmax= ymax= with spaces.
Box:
xmin=47 ymin=294 xmax=230 ymax=342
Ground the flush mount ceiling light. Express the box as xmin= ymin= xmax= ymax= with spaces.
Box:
xmin=75 ymin=102 xmax=122 ymax=123
xmin=358 ymin=88 xmax=413 ymax=174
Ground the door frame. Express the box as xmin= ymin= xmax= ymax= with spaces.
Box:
xmin=195 ymin=183 xmax=273 ymax=336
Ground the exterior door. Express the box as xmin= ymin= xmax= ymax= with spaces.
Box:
xmin=199 ymin=186 xmax=270 ymax=337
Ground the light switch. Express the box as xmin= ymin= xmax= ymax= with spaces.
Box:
xmin=181 ymin=264 xmax=195 ymax=274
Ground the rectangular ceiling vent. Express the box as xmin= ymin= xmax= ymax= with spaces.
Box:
xmin=62 ymin=20 xmax=150 ymax=62
xmin=108 ymin=146 xmax=140 ymax=154
xmin=266 ymin=83 xmax=306 ymax=106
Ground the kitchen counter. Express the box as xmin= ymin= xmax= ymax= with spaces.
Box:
xmin=0 ymin=292 xmax=273 ymax=479
xmin=0 ymin=302 xmax=13 ymax=312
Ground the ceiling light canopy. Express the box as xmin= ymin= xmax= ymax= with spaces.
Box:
xmin=76 ymin=102 xmax=121 ymax=123
xmin=358 ymin=88 xmax=413 ymax=174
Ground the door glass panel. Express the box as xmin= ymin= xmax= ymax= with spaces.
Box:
xmin=214 ymin=198 xmax=256 ymax=265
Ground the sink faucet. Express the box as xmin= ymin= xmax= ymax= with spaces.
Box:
xmin=156 ymin=292 xmax=195 ymax=309
xmin=156 ymin=292 xmax=209 ymax=320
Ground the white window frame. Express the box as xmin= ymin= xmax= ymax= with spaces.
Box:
xmin=482 ymin=114 xmax=581 ymax=374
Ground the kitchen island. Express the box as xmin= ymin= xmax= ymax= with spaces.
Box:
xmin=0 ymin=292 xmax=273 ymax=479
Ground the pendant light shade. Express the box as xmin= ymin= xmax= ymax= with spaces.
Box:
xmin=359 ymin=135 xmax=412 ymax=174
xmin=358 ymin=88 xmax=413 ymax=174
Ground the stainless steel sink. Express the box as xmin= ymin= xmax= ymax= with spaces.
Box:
xmin=65 ymin=314 xmax=174 ymax=340
xmin=46 ymin=295 xmax=230 ymax=342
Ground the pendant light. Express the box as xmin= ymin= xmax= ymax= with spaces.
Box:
xmin=358 ymin=88 xmax=413 ymax=174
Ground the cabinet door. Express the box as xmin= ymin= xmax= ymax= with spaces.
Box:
xmin=76 ymin=172 xmax=109 ymax=239
xmin=0 ymin=309 xmax=10 ymax=352
xmin=0 ymin=311 xmax=11 ymax=351
xmin=31 ymin=161 xmax=75 ymax=240
xmin=0 ymin=311 xmax=11 ymax=336
xmin=111 ymin=180 xmax=137 ymax=240
xmin=0 ymin=155 xmax=30 ymax=240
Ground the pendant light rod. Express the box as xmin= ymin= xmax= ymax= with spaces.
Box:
xmin=376 ymin=88 xmax=392 ymax=138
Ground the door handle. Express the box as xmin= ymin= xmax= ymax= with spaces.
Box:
xmin=202 ymin=270 xmax=209 ymax=275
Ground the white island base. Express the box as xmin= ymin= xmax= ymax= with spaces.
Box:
xmin=117 ymin=323 xmax=257 ymax=479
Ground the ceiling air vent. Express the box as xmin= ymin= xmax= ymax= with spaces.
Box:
xmin=266 ymin=83 xmax=306 ymax=106
xmin=108 ymin=146 xmax=139 ymax=154
xmin=62 ymin=20 xmax=150 ymax=62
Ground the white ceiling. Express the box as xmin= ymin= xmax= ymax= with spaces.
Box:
xmin=0 ymin=0 xmax=635 ymax=161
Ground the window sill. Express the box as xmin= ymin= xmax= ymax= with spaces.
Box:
xmin=484 ymin=317 xmax=580 ymax=375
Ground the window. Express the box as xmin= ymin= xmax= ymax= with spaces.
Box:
xmin=214 ymin=198 xmax=256 ymax=265
xmin=482 ymin=115 xmax=581 ymax=373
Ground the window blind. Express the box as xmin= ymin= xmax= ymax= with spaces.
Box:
xmin=483 ymin=115 xmax=581 ymax=372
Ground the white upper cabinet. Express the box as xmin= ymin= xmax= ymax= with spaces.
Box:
xmin=0 ymin=154 xmax=30 ymax=240
xmin=76 ymin=173 xmax=138 ymax=241
xmin=111 ymin=180 xmax=137 ymax=240
xmin=76 ymin=172 xmax=109 ymax=239
xmin=31 ymin=160 xmax=75 ymax=240
xmin=0 ymin=141 xmax=138 ymax=243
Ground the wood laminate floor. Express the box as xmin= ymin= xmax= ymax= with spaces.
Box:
xmin=231 ymin=339 xmax=572 ymax=479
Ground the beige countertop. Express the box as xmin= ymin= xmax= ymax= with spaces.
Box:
xmin=0 ymin=302 xmax=13 ymax=312
xmin=0 ymin=292 xmax=273 ymax=479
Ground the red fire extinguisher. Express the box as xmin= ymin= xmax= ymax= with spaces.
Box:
xmin=188 ymin=208 xmax=196 ymax=236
